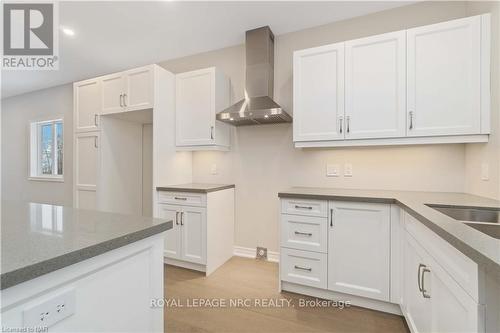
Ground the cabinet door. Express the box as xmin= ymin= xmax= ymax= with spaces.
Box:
xmin=293 ymin=43 xmax=345 ymax=142
xmin=328 ymin=201 xmax=390 ymax=301
xmin=176 ymin=69 xmax=215 ymax=146
xmin=407 ymin=16 xmax=481 ymax=137
xmin=158 ymin=204 xmax=182 ymax=259
xmin=74 ymin=131 xmax=100 ymax=209
xmin=101 ymin=73 xmax=125 ymax=115
xmin=74 ymin=79 xmax=101 ymax=132
xmin=180 ymin=206 xmax=207 ymax=264
xmin=345 ymin=31 xmax=406 ymax=139
xmin=124 ymin=66 xmax=154 ymax=111
xmin=428 ymin=256 xmax=480 ymax=333
xmin=404 ymin=233 xmax=432 ymax=333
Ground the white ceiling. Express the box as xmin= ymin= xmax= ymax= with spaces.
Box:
xmin=1 ymin=1 xmax=413 ymax=98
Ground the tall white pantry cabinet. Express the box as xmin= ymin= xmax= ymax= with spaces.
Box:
xmin=73 ymin=64 xmax=192 ymax=214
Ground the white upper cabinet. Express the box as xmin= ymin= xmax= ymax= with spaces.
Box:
xmin=101 ymin=65 xmax=154 ymax=115
xmin=74 ymin=78 xmax=101 ymax=132
xmin=101 ymin=73 xmax=125 ymax=114
xmin=293 ymin=43 xmax=345 ymax=142
xmin=124 ymin=67 xmax=154 ymax=111
xmin=345 ymin=31 xmax=406 ymax=139
xmin=407 ymin=15 xmax=483 ymax=137
xmin=293 ymin=14 xmax=490 ymax=148
xmin=176 ymin=67 xmax=231 ymax=150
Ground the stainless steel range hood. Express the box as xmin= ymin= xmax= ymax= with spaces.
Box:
xmin=216 ymin=26 xmax=292 ymax=126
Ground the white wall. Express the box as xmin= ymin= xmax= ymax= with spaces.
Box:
xmin=1 ymin=84 xmax=73 ymax=206
xmin=464 ymin=1 xmax=500 ymax=200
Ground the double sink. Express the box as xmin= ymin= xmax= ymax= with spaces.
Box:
xmin=426 ymin=204 xmax=500 ymax=239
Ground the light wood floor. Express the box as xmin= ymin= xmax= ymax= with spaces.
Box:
xmin=164 ymin=257 xmax=409 ymax=333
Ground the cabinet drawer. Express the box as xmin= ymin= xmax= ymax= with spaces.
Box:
xmin=281 ymin=214 xmax=328 ymax=253
xmin=281 ymin=198 xmax=328 ymax=217
xmin=157 ymin=191 xmax=206 ymax=207
xmin=280 ymin=248 xmax=327 ymax=289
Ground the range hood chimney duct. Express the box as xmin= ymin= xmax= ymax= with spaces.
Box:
xmin=216 ymin=26 xmax=292 ymax=126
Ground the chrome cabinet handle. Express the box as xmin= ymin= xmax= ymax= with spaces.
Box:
xmin=418 ymin=263 xmax=425 ymax=292
xmin=180 ymin=212 xmax=184 ymax=226
xmin=294 ymin=265 xmax=312 ymax=272
xmin=174 ymin=197 xmax=187 ymax=201
xmin=422 ymin=267 xmax=431 ymax=298
xmin=210 ymin=126 xmax=214 ymax=140
xmin=339 ymin=117 xmax=343 ymax=134
xmin=409 ymin=111 xmax=414 ymax=130
xmin=346 ymin=116 xmax=350 ymax=133
xmin=119 ymin=94 xmax=123 ymax=107
xmin=94 ymin=136 xmax=98 ymax=148
xmin=295 ymin=205 xmax=312 ymax=210
xmin=294 ymin=231 xmax=312 ymax=236
xmin=175 ymin=211 xmax=179 ymax=225
xmin=330 ymin=208 xmax=334 ymax=227
xmin=94 ymin=114 xmax=99 ymax=126
xmin=123 ymin=93 xmax=127 ymax=107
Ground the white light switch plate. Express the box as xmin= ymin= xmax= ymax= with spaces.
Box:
xmin=344 ymin=163 xmax=353 ymax=177
xmin=23 ymin=288 xmax=76 ymax=328
xmin=326 ymin=164 xmax=340 ymax=177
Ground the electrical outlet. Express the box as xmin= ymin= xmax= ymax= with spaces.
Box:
xmin=210 ymin=163 xmax=218 ymax=175
xmin=23 ymin=288 xmax=75 ymax=328
xmin=481 ymin=163 xmax=489 ymax=181
xmin=326 ymin=164 xmax=340 ymax=177
xmin=344 ymin=163 xmax=353 ymax=177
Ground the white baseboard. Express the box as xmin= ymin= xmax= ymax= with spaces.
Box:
xmin=233 ymin=246 xmax=279 ymax=263
xmin=164 ymin=257 xmax=206 ymax=273
xmin=281 ymin=281 xmax=402 ymax=316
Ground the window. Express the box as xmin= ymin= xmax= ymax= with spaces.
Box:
xmin=30 ymin=119 xmax=64 ymax=180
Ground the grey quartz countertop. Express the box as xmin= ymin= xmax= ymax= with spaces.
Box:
xmin=156 ymin=183 xmax=235 ymax=193
xmin=1 ymin=201 xmax=172 ymax=290
xmin=279 ymin=187 xmax=500 ymax=275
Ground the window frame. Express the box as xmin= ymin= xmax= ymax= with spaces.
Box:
xmin=29 ymin=118 xmax=64 ymax=182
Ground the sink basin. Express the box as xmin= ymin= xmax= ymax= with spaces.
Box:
xmin=426 ymin=204 xmax=500 ymax=224
xmin=426 ymin=204 xmax=500 ymax=239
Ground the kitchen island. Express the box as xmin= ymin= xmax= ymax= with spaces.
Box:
xmin=1 ymin=200 xmax=172 ymax=332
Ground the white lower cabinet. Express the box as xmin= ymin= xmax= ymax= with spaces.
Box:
xmin=328 ymin=201 xmax=390 ymax=301
xmin=157 ymin=188 xmax=234 ymax=275
xmin=281 ymin=248 xmax=327 ymax=289
xmin=280 ymin=197 xmax=484 ymax=328
xmin=403 ymin=215 xmax=481 ymax=333
xmin=157 ymin=203 xmax=206 ymax=265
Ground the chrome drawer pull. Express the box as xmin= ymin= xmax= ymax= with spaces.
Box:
xmin=294 ymin=265 xmax=312 ymax=272
xmin=295 ymin=205 xmax=312 ymax=210
xmin=422 ymin=267 xmax=431 ymax=298
xmin=294 ymin=231 xmax=312 ymax=236
xmin=174 ymin=197 xmax=187 ymax=201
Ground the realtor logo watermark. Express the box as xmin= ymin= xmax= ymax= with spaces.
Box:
xmin=2 ymin=1 xmax=59 ymax=70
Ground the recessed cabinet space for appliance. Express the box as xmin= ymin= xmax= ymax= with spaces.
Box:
xmin=73 ymin=65 xmax=193 ymax=214
xmin=293 ymin=14 xmax=490 ymax=148
xmin=175 ymin=67 xmax=231 ymax=150
xmin=101 ymin=66 xmax=154 ymax=115
xmin=157 ymin=188 xmax=234 ymax=275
